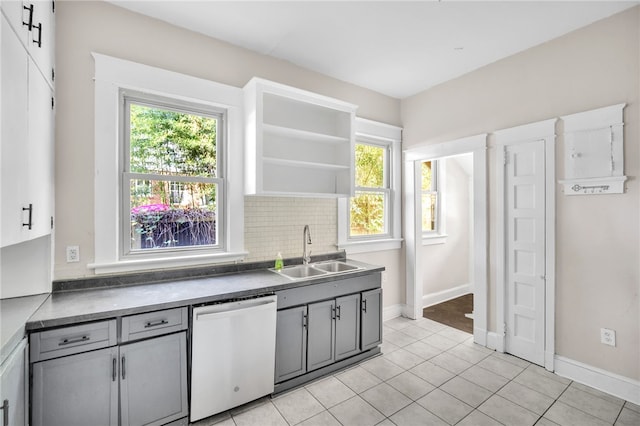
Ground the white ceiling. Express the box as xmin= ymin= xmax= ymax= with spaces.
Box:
xmin=108 ymin=1 xmax=638 ymax=99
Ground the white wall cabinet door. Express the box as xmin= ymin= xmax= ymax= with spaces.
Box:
xmin=0 ymin=11 xmax=53 ymax=247
xmin=1 ymin=12 xmax=30 ymax=246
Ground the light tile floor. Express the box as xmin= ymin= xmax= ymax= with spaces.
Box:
xmin=192 ymin=317 xmax=640 ymax=426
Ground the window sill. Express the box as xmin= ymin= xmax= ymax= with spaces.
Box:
xmin=88 ymin=251 xmax=249 ymax=275
xmin=422 ymin=234 xmax=448 ymax=246
xmin=338 ymin=238 xmax=403 ymax=254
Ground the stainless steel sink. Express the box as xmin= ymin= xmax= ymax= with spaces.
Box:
xmin=272 ymin=264 xmax=328 ymax=279
xmin=312 ymin=261 xmax=360 ymax=273
xmin=270 ymin=261 xmax=361 ymax=280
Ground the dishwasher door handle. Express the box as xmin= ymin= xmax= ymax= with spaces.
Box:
xmin=195 ymin=296 xmax=277 ymax=321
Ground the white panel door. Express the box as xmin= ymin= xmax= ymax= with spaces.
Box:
xmin=505 ymin=140 xmax=546 ymax=366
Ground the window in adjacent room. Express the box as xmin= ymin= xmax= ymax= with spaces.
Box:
xmin=122 ymin=94 xmax=225 ymax=256
xmin=421 ymin=160 xmax=440 ymax=235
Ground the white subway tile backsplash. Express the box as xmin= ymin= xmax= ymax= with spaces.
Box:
xmin=244 ymin=196 xmax=338 ymax=262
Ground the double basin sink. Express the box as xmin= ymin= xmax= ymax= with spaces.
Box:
xmin=270 ymin=261 xmax=361 ymax=280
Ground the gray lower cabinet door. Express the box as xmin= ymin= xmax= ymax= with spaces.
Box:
xmin=334 ymin=294 xmax=361 ymax=361
xmin=361 ymin=288 xmax=383 ymax=351
xmin=31 ymin=346 xmax=119 ymax=426
xmin=307 ymin=300 xmax=335 ymax=371
xmin=120 ymin=332 xmax=188 ymax=426
xmin=0 ymin=338 xmax=27 ymax=426
xmin=275 ymin=306 xmax=307 ymax=383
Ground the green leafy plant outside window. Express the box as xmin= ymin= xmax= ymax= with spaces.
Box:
xmin=126 ymin=102 xmax=221 ymax=251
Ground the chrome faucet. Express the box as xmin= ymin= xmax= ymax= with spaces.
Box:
xmin=302 ymin=225 xmax=312 ymax=264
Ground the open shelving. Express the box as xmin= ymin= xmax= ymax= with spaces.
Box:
xmin=244 ymin=78 xmax=356 ymax=197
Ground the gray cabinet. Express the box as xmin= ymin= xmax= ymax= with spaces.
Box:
xmin=0 ymin=338 xmax=28 ymax=426
xmin=32 ymin=347 xmax=119 ymax=426
xmin=30 ymin=309 xmax=189 ymax=426
xmin=361 ymin=288 xmax=382 ymax=351
xmin=120 ymin=332 xmax=188 ymax=426
xmin=275 ymin=274 xmax=382 ymax=386
xmin=275 ymin=306 xmax=307 ymax=382
xmin=307 ymin=300 xmax=335 ymax=371
xmin=335 ymin=293 xmax=361 ymax=360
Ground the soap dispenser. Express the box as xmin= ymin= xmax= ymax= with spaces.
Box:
xmin=274 ymin=252 xmax=284 ymax=270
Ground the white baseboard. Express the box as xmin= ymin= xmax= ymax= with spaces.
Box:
xmin=383 ymin=304 xmax=404 ymax=322
xmin=554 ymin=355 xmax=640 ymax=405
xmin=422 ymin=283 xmax=472 ymax=308
xmin=486 ymin=331 xmax=505 ymax=352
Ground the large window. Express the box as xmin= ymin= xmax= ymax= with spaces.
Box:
xmin=350 ymin=142 xmax=389 ymax=237
xmin=93 ymin=53 xmax=245 ymax=274
xmin=122 ymin=95 xmax=225 ymax=255
xmin=338 ymin=118 xmax=402 ymax=254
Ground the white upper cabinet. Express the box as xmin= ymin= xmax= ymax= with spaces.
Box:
xmin=1 ymin=4 xmax=54 ymax=247
xmin=244 ymin=78 xmax=356 ymax=197
xmin=1 ymin=1 xmax=55 ymax=88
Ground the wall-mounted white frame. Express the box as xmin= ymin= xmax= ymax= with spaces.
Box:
xmin=244 ymin=77 xmax=357 ymax=197
xmin=494 ymin=118 xmax=556 ymax=371
xmin=403 ymin=134 xmax=488 ymax=346
xmin=559 ymin=103 xmax=626 ymax=195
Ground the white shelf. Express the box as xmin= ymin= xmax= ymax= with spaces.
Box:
xmin=263 ymin=157 xmax=350 ymax=170
xmin=263 ymin=123 xmax=349 ymax=145
xmin=244 ymin=77 xmax=356 ymax=197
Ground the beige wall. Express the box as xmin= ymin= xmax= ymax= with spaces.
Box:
xmin=421 ymin=156 xmax=472 ymax=297
xmin=53 ymin=2 xmax=400 ymax=286
xmin=402 ymin=7 xmax=640 ymax=380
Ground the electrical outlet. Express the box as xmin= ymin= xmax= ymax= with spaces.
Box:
xmin=600 ymin=328 xmax=616 ymax=347
xmin=66 ymin=246 xmax=80 ymax=263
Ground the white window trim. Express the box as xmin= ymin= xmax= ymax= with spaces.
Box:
xmin=90 ymin=53 xmax=246 ymax=274
xmin=421 ymin=160 xmax=447 ymax=245
xmin=338 ymin=118 xmax=402 ymax=254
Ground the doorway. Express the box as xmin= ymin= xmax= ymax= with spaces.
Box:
xmin=403 ymin=134 xmax=488 ymax=346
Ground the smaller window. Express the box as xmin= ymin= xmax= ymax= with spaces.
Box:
xmin=349 ymin=142 xmax=390 ymax=238
xmin=421 ymin=160 xmax=439 ymax=234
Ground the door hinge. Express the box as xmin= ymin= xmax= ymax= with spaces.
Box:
xmin=503 ymin=150 xmax=508 ymax=166
xmin=502 ymin=322 xmax=507 ymax=335
xmin=51 ymin=216 xmax=54 ymax=229
xmin=51 ymin=97 xmax=54 ymax=109
xmin=51 ymin=67 xmax=55 ymax=82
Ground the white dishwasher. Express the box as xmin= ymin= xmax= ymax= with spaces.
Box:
xmin=190 ymin=295 xmax=278 ymax=422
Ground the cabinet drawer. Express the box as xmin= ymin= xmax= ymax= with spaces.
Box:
xmin=121 ymin=307 xmax=187 ymax=342
xmin=30 ymin=320 xmax=117 ymax=362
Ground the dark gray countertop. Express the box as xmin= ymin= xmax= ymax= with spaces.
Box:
xmin=26 ymin=259 xmax=384 ymax=332
xmin=1 ymin=293 xmax=49 ymax=364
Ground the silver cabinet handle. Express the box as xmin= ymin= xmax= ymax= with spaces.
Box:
xmin=336 ymin=305 xmax=341 ymax=320
xmin=144 ymin=319 xmax=168 ymax=328
xmin=362 ymin=299 xmax=367 ymax=313
xmin=121 ymin=356 xmax=126 ymax=380
xmin=112 ymin=358 xmax=117 ymax=382
xmin=58 ymin=335 xmax=89 ymax=346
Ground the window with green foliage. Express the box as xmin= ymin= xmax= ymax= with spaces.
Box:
xmin=421 ymin=160 xmax=439 ymax=233
xmin=123 ymin=95 xmax=225 ymax=254
xmin=349 ymin=142 xmax=389 ymax=237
